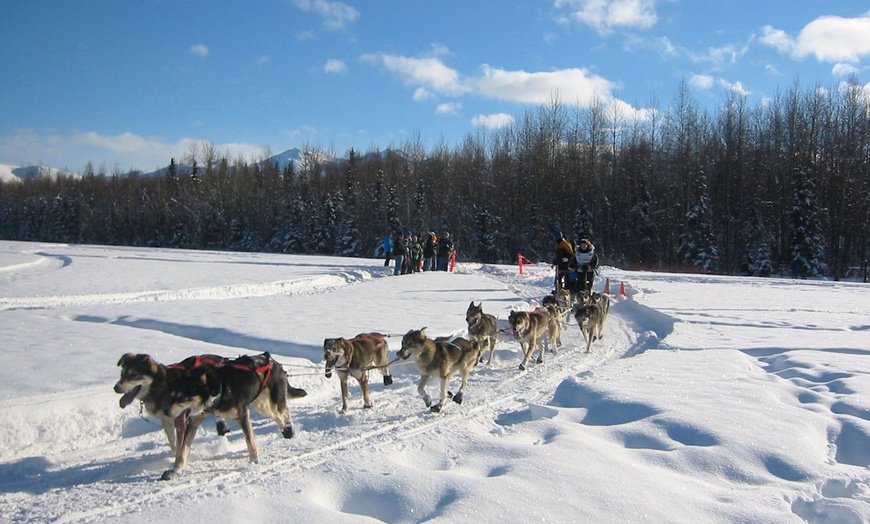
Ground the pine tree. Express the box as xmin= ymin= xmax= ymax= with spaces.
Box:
xmin=678 ymin=171 xmax=719 ymax=272
xmin=789 ymin=166 xmax=826 ymax=278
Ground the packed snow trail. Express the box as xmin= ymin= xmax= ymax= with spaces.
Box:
xmin=0 ymin=259 xmax=655 ymax=523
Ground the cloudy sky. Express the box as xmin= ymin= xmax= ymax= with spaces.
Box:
xmin=1 ymin=0 xmax=869 ymax=173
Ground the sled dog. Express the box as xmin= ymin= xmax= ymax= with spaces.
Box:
xmin=398 ymin=329 xmax=480 ymax=413
xmin=323 ymin=332 xmax=393 ymax=413
xmin=115 ymin=353 xmax=229 ymax=451
xmin=542 ymin=288 xmax=573 ymax=325
xmin=159 ymin=352 xmax=307 ymax=480
xmin=573 ymin=302 xmax=606 ymax=353
xmin=508 ymin=309 xmax=553 ymax=370
xmin=465 ymin=301 xmax=500 ymax=365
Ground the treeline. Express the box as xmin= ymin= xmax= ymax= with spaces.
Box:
xmin=1 ymin=78 xmax=869 ymax=279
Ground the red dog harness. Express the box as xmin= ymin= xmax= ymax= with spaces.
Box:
xmin=231 ymin=359 xmax=272 ymax=391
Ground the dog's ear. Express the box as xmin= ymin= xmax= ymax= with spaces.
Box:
xmin=117 ymin=353 xmax=136 ymax=367
xmin=199 ymin=368 xmax=222 ymax=398
xmin=420 ymin=327 xmax=427 ymax=337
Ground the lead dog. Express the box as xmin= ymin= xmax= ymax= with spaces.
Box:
xmin=159 ymin=352 xmax=307 ymax=480
xmin=573 ymin=302 xmax=606 ymax=353
xmin=509 ymin=309 xmax=556 ymax=370
xmin=398 ymin=329 xmax=480 ymax=413
xmin=115 ymin=353 xmax=229 ymax=451
xmin=543 ymin=288 xmax=573 ymax=326
xmin=323 ymin=333 xmax=393 ymax=413
xmin=465 ymin=301 xmax=500 ymax=365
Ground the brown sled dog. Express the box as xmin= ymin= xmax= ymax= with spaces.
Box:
xmin=323 ymin=332 xmax=394 ymax=413
xmin=398 ymin=329 xmax=480 ymax=413
xmin=115 ymin=353 xmax=229 ymax=451
xmin=159 ymin=352 xmax=307 ymax=480
xmin=465 ymin=301 xmax=500 ymax=365
xmin=508 ymin=308 xmax=559 ymax=370
xmin=573 ymin=301 xmax=607 ymax=353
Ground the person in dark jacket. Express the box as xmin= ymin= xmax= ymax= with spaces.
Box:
xmin=392 ymin=233 xmax=407 ymax=275
xmin=408 ymin=235 xmax=423 ymax=273
xmin=553 ymin=230 xmax=577 ymax=291
xmin=574 ymin=238 xmax=599 ymax=293
xmin=436 ymin=232 xmax=455 ymax=271
xmin=422 ymin=232 xmax=437 ymax=271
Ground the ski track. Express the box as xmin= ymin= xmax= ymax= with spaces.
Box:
xmin=0 ymin=264 xmax=653 ymax=523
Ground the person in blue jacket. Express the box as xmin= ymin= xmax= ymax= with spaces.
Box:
xmin=383 ymin=231 xmax=393 ymax=267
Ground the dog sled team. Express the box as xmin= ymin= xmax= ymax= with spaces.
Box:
xmin=113 ymin=231 xmax=610 ymax=481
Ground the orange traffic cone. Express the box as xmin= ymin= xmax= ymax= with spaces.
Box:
xmin=619 ymin=281 xmax=626 ymax=296
xmin=603 ymin=278 xmax=610 ymax=294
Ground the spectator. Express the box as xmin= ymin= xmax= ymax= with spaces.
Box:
xmin=382 ymin=231 xmax=393 ymax=267
xmin=392 ymin=233 xmax=407 ymax=275
xmin=422 ymin=232 xmax=437 ymax=271
xmin=436 ymin=231 xmax=455 ymax=271
xmin=409 ymin=235 xmax=423 ymax=273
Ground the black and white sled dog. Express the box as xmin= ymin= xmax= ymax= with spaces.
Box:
xmin=158 ymin=352 xmax=307 ymax=480
xmin=465 ymin=301 xmax=500 ymax=365
xmin=115 ymin=353 xmax=230 ymax=451
xmin=398 ymin=328 xmax=480 ymax=413
xmin=323 ymin=332 xmax=393 ymax=413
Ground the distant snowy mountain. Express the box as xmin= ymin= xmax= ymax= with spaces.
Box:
xmin=0 ymin=163 xmax=70 ymax=183
xmin=262 ymin=148 xmax=302 ymax=170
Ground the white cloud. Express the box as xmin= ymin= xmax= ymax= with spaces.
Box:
xmin=323 ymin=59 xmax=347 ymax=74
xmin=555 ymin=0 xmax=659 ymax=34
xmin=471 ymin=113 xmax=515 ymax=129
xmin=832 ymin=63 xmax=859 ymax=77
xmin=189 ymin=44 xmax=209 ymax=58
xmin=761 ymin=15 xmax=870 ymax=63
xmin=435 ymin=102 xmax=462 ymax=115
xmin=470 ymin=65 xmax=616 ymax=106
xmin=292 ymin=0 xmax=359 ymax=30
xmin=256 ymin=56 xmax=271 ymax=66
xmin=689 ymin=74 xmax=714 ymax=90
xmin=718 ymin=79 xmax=750 ymax=96
xmin=361 ymin=53 xmax=467 ymax=96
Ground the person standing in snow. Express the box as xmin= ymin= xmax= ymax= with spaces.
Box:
xmin=422 ymin=232 xmax=437 ymax=271
xmin=436 ymin=231 xmax=455 ymax=271
xmin=392 ymin=233 xmax=407 ymax=276
xmin=575 ymin=238 xmax=599 ymax=293
xmin=383 ymin=231 xmax=394 ymax=267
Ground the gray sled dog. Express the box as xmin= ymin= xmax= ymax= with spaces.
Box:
xmin=465 ymin=301 xmax=500 ymax=365
xmin=573 ymin=301 xmax=607 ymax=353
xmin=115 ymin=353 xmax=229 ymax=451
xmin=158 ymin=352 xmax=307 ymax=480
xmin=323 ymin=332 xmax=394 ymax=413
xmin=398 ymin=328 xmax=480 ymax=413
xmin=509 ymin=309 xmax=555 ymax=370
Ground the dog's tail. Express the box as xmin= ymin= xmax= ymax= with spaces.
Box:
xmin=287 ymin=383 xmax=308 ymax=399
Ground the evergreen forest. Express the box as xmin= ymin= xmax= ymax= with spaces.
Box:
xmin=2 ymin=79 xmax=869 ymax=279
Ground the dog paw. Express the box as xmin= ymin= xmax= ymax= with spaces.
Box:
xmin=383 ymin=375 xmax=393 ymax=386
xmin=430 ymin=404 xmax=442 ymax=413
xmin=422 ymin=394 xmax=432 ymax=407
xmin=160 ymin=468 xmax=180 ymax=481
xmin=363 ymin=403 xmax=373 ymax=409
xmin=453 ymin=392 xmax=463 ymax=404
xmin=216 ymin=420 xmax=230 ymax=436
xmin=519 ymin=364 xmax=526 ymax=371
xmin=536 ymin=358 xmax=544 ymax=364
xmin=282 ymin=425 xmax=295 ymax=439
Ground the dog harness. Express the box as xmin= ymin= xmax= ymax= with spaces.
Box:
xmin=231 ymin=359 xmax=273 ymax=391
xmin=166 ymin=355 xmax=225 ymax=370
xmin=352 ymin=333 xmax=385 ymax=344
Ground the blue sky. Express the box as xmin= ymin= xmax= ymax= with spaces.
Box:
xmin=1 ymin=0 xmax=869 ymax=174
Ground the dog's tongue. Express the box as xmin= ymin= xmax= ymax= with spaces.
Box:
xmin=325 ymin=358 xmax=337 ymax=378
xmin=118 ymin=385 xmax=142 ymax=409
xmin=175 ymin=409 xmax=191 ymax=435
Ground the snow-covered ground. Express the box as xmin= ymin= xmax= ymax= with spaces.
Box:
xmin=0 ymin=241 xmax=868 ymax=523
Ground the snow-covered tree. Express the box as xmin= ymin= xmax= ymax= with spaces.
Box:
xmin=789 ymin=166 xmax=826 ymax=278
xmin=678 ymin=171 xmax=719 ymax=272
